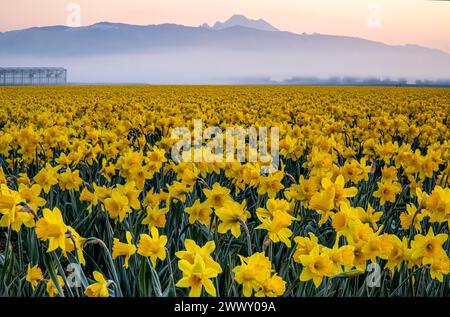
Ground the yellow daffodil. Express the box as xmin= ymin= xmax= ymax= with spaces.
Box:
xmin=299 ymin=247 xmax=334 ymax=288
xmin=255 ymin=274 xmax=286 ymax=297
xmin=33 ymin=163 xmax=59 ymax=194
xmin=215 ymin=200 xmax=251 ymax=238
xmin=411 ymin=228 xmax=448 ymax=262
xmin=58 ymin=168 xmax=83 ymax=191
xmin=0 ymin=184 xmax=35 ymax=231
xmin=184 ymin=200 xmax=212 ymax=226
xmin=176 ymin=254 xmax=218 ymax=297
xmin=373 ymin=181 xmax=402 ymax=205
xmin=137 ymin=227 xmax=167 ymax=267
xmin=257 ymin=171 xmax=285 ymax=199
xmin=26 ymin=264 xmax=43 ymax=290
xmin=203 ymin=183 xmax=232 ymax=209
xmin=84 ymin=271 xmax=110 ymax=297
xmin=46 ymin=275 xmax=65 ymax=297
xmin=104 ymin=190 xmax=131 ymax=222
xmin=35 ymin=207 xmax=68 ymax=252
xmin=18 ymin=184 xmax=46 ymax=211
xmin=233 ymin=252 xmax=272 ymax=297
xmin=112 ymin=231 xmax=137 ymax=268
xmin=175 ymin=239 xmax=222 ymax=274
xmin=257 ymin=210 xmax=296 ymax=247
xmin=142 ymin=205 xmax=169 ymax=229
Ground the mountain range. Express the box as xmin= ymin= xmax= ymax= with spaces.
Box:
xmin=1 ymin=15 xmax=449 ymax=83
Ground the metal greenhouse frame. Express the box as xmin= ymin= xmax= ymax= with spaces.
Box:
xmin=0 ymin=67 xmax=67 ymax=86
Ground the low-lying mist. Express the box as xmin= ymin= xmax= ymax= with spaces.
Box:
xmin=2 ymin=49 xmax=450 ymax=84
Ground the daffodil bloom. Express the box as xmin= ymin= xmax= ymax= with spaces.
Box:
xmin=308 ymin=186 xmax=335 ymax=225
xmin=80 ymin=187 xmax=98 ymax=213
xmin=331 ymin=203 xmax=359 ymax=236
xmin=93 ymin=184 xmax=112 ymax=200
xmin=411 ymin=228 xmax=448 ymax=262
xmin=419 ymin=152 xmax=441 ymax=179
xmin=101 ymin=161 xmax=116 ymax=182
xmin=176 ymin=254 xmax=218 ymax=297
xmin=117 ymin=150 xmax=144 ymax=178
xmin=147 ymin=146 xmax=167 ymax=170
xmin=381 ymin=166 xmax=398 ymax=182
xmin=116 ymin=181 xmax=141 ymax=210
xmin=137 ymin=227 xmax=167 ymax=267
xmin=256 ymin=198 xmax=292 ymax=220
xmin=142 ymin=205 xmax=169 ymax=229
xmin=340 ymin=158 xmax=370 ymax=183
xmin=80 ymin=184 xmax=111 ymax=212
xmin=55 ymin=152 xmax=73 ymax=168
xmin=255 ymin=274 xmax=286 ymax=297
xmin=167 ymin=181 xmax=192 ymax=202
xmin=377 ymin=141 xmax=399 ymax=163
xmin=257 ymin=210 xmax=296 ymax=247
xmin=0 ymin=184 xmax=35 ymax=231
xmin=46 ymin=275 xmax=65 ymax=297
xmin=112 ymin=231 xmax=136 ymax=268
xmin=372 ymin=181 xmax=402 ymax=205
xmin=421 ymin=186 xmax=450 ymax=224
xmin=347 ymin=238 xmax=371 ymax=271
xmin=143 ymin=191 xmax=165 ymax=208
xmin=0 ymin=168 xmax=6 ymax=185
xmin=327 ymin=244 xmax=355 ymax=274
xmin=257 ymin=171 xmax=284 ymax=199
xmin=358 ymin=204 xmax=382 ymax=230
xmin=33 ymin=163 xmax=59 ymax=194
xmin=293 ymin=232 xmax=320 ymax=263
xmin=177 ymin=164 xmax=200 ymax=186
xmin=307 ymin=148 xmax=334 ymax=170
xmin=58 ymin=168 xmax=83 ymax=191
xmin=26 ymin=264 xmax=43 ymax=290
xmin=423 ymin=255 xmax=450 ymax=282
xmin=384 ymin=236 xmax=411 ymax=272
xmin=233 ymin=253 xmax=272 ymax=297
xmin=347 ymin=219 xmax=375 ymax=243
xmin=175 ymin=239 xmax=222 ymax=274
xmin=215 ymin=200 xmax=251 ymax=238
xmin=321 ymin=174 xmax=358 ymax=208
xmin=17 ymin=172 xmax=31 ymax=186
xmin=84 ymin=271 xmax=110 ymax=297
xmin=279 ymin=134 xmax=300 ymax=160
xmin=299 ymin=247 xmax=334 ymax=288
xmin=284 ymin=176 xmax=319 ymax=207
xmin=184 ymin=200 xmax=212 ymax=226
xmin=35 ymin=207 xmax=68 ymax=252
xmin=361 ymin=233 xmax=394 ymax=262
xmin=18 ymin=184 xmax=46 ymax=211
xmin=104 ymin=190 xmax=131 ymax=222
xmin=127 ymin=164 xmax=151 ymax=190
xmin=203 ymin=183 xmax=232 ymax=209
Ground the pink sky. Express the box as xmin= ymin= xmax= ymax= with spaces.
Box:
xmin=1 ymin=0 xmax=450 ymax=53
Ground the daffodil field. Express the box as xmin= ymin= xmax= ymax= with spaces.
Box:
xmin=0 ymin=85 xmax=449 ymax=297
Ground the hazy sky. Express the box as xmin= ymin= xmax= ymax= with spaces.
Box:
xmin=1 ymin=0 xmax=449 ymax=53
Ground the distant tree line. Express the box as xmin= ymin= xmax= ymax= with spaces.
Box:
xmin=240 ymin=77 xmax=450 ymax=87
